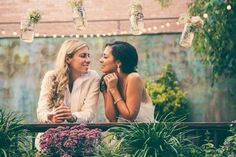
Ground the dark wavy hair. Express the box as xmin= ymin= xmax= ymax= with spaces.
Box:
xmin=105 ymin=41 xmax=138 ymax=74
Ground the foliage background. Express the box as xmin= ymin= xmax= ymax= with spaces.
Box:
xmin=189 ymin=0 xmax=236 ymax=81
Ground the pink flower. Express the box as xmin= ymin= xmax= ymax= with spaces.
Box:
xmin=39 ymin=123 xmax=101 ymax=156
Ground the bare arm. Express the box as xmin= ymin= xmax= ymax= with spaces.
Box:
xmin=102 ymin=90 xmax=118 ymax=122
xmin=105 ymin=73 xmax=143 ymax=121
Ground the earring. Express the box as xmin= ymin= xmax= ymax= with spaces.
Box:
xmin=117 ymin=66 xmax=120 ymax=73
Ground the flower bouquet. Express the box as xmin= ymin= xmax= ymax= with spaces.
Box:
xmin=129 ymin=0 xmax=144 ymax=35
xmin=68 ymin=0 xmax=87 ymax=31
xmin=39 ymin=123 xmax=101 ymax=157
xmin=20 ymin=9 xmax=42 ymax=43
xmin=179 ymin=15 xmax=204 ymax=48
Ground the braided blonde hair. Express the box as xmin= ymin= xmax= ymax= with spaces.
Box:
xmin=48 ymin=39 xmax=88 ymax=108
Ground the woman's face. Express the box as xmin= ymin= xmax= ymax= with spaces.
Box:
xmin=67 ymin=46 xmax=91 ymax=74
xmin=99 ymin=46 xmax=117 ymax=74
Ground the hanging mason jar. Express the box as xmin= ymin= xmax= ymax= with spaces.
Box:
xmin=72 ymin=6 xmax=87 ymax=31
xmin=130 ymin=12 xmax=144 ymax=35
xmin=20 ymin=9 xmax=42 ymax=43
xmin=179 ymin=16 xmax=204 ymax=48
xmin=20 ymin=18 xmax=35 ymax=43
xmin=179 ymin=23 xmax=194 ymax=48
xmin=129 ymin=0 xmax=144 ymax=35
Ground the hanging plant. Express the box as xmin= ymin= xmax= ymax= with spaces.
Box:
xmin=20 ymin=9 xmax=42 ymax=43
xmin=68 ymin=0 xmax=87 ymax=31
xmin=154 ymin=0 xmax=172 ymax=8
xmin=68 ymin=0 xmax=84 ymax=9
xmin=27 ymin=9 xmax=42 ymax=24
xmin=129 ymin=0 xmax=144 ymax=35
xmin=179 ymin=15 xmax=204 ymax=48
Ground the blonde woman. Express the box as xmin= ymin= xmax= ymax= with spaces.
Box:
xmin=37 ymin=39 xmax=100 ymax=123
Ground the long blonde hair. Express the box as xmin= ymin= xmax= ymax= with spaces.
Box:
xmin=48 ymin=39 xmax=88 ymax=108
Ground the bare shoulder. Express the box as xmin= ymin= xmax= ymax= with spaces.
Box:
xmin=127 ymin=72 xmax=142 ymax=83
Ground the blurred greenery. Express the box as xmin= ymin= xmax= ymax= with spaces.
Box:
xmin=145 ymin=64 xmax=190 ymax=121
xmin=189 ymin=0 xmax=236 ymax=83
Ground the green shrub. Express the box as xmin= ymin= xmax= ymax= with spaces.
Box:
xmin=145 ymin=64 xmax=190 ymax=120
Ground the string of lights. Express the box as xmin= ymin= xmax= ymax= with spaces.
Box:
xmin=0 ymin=17 xmax=181 ymax=38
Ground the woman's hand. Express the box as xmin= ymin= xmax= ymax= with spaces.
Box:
xmin=48 ymin=101 xmax=73 ymax=123
xmin=103 ymin=73 xmax=118 ymax=91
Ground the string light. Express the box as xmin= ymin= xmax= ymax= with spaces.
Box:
xmin=227 ymin=5 xmax=232 ymax=11
xmin=4 ymin=15 xmax=232 ymax=37
xmin=203 ymin=13 xmax=208 ymax=18
xmin=0 ymin=22 xmax=188 ymax=38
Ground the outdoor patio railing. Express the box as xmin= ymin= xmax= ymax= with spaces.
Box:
xmin=17 ymin=122 xmax=235 ymax=151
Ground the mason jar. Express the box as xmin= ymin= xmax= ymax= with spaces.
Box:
xmin=72 ymin=7 xmax=87 ymax=31
xmin=179 ymin=23 xmax=195 ymax=48
xmin=130 ymin=13 xmax=144 ymax=35
xmin=20 ymin=18 xmax=35 ymax=43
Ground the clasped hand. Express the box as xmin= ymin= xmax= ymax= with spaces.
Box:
xmin=103 ymin=73 xmax=118 ymax=91
xmin=48 ymin=100 xmax=73 ymax=123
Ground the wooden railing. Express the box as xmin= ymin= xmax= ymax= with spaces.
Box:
xmin=17 ymin=122 xmax=235 ymax=151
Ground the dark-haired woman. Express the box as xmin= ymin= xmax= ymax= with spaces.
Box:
xmin=99 ymin=41 xmax=154 ymax=122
